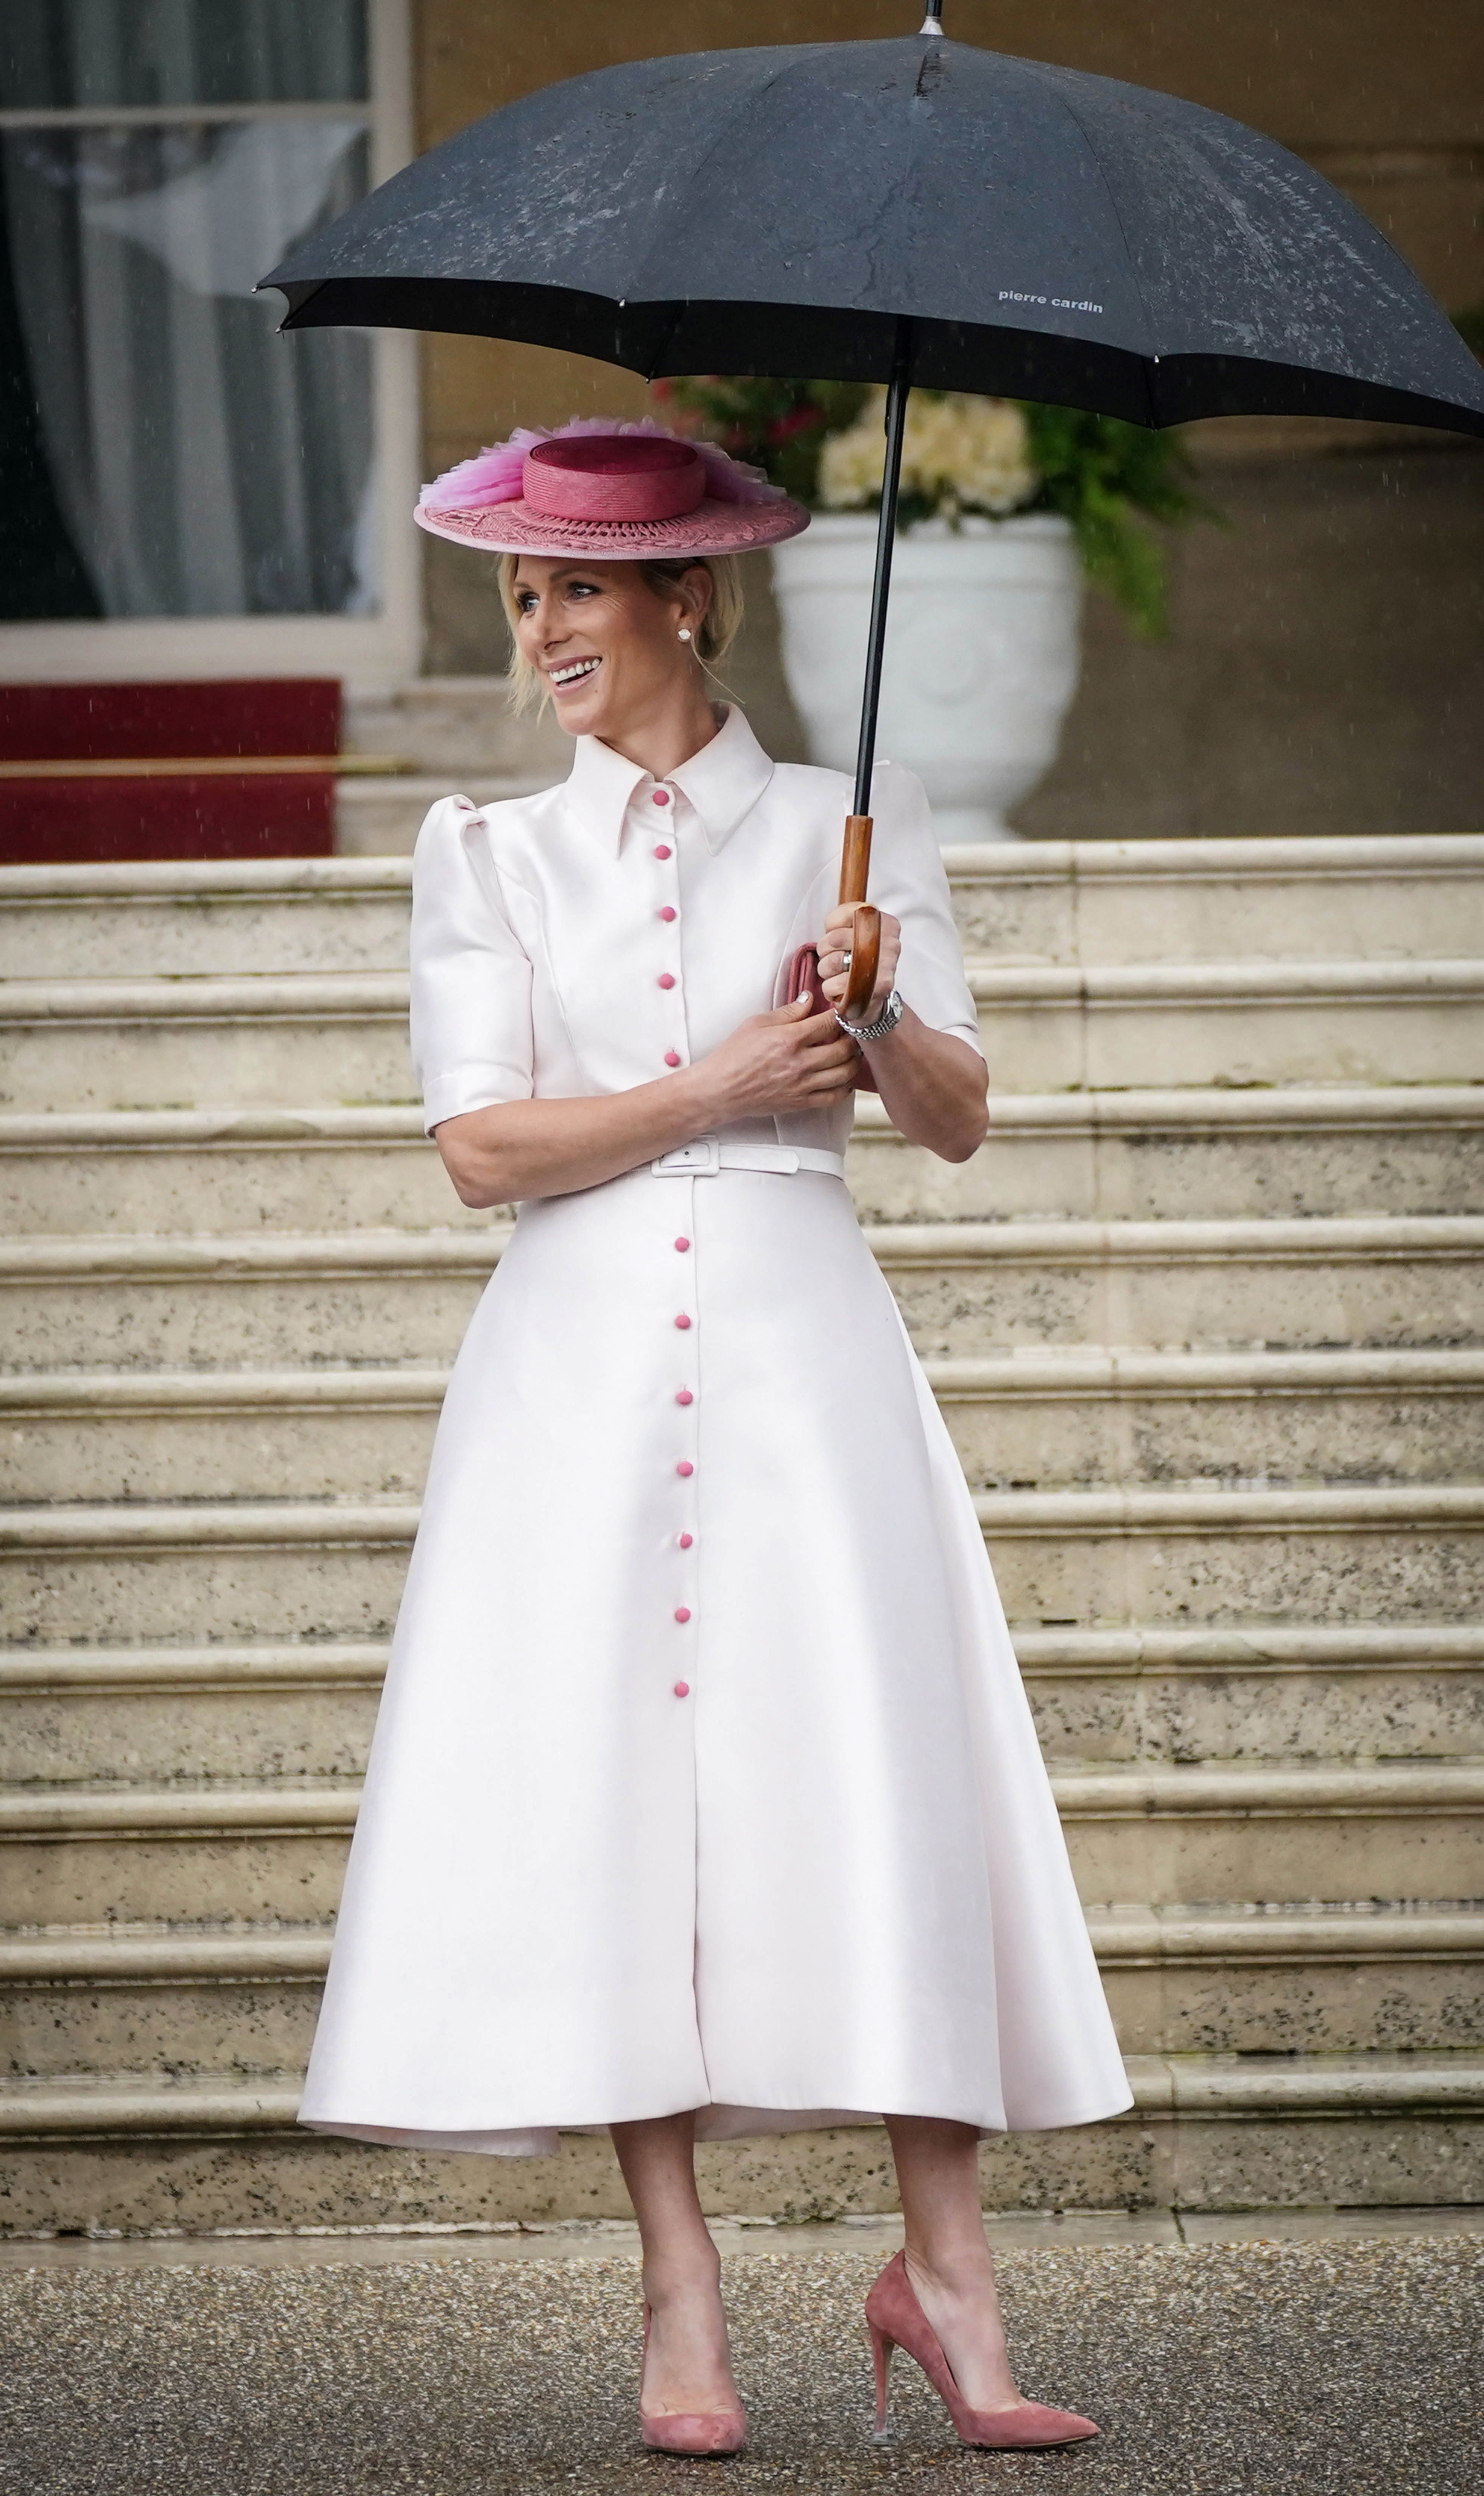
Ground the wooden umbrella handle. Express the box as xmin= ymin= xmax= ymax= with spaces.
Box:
xmin=839 ymin=813 xmax=880 ymax=1021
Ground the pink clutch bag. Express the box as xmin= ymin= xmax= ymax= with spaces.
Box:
xmin=784 ymin=943 xmax=878 ymax=1092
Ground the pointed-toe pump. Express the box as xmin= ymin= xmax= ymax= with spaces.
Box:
xmin=638 ymin=2302 xmax=748 ymax=2457
xmin=865 ymin=2250 xmax=1099 ymax=2451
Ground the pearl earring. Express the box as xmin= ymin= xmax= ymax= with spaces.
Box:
xmin=677 ymin=627 xmax=692 ymax=642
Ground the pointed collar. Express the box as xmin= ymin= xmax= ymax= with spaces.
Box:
xmin=564 ymin=703 xmax=774 ymax=858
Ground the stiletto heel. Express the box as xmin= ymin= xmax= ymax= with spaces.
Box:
xmin=863 ymin=2251 xmax=1099 ymax=2451
xmin=638 ymin=2299 xmax=749 ymax=2457
xmin=868 ymin=2318 xmax=894 ymax=2441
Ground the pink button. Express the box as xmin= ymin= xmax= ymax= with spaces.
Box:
xmin=676 ymin=1459 xmax=694 ymax=1477
xmin=674 ymin=1681 xmax=690 ymax=1698
xmin=674 ymin=1606 xmax=691 ymax=1624
xmin=674 ymin=1236 xmax=690 ymax=1252
xmin=674 ymin=1313 xmax=691 ymax=1330
xmin=659 ymin=906 xmax=677 ymax=922
xmin=658 ymin=972 xmax=676 ymax=990
xmin=652 ymin=790 xmax=671 ymax=807
xmin=654 ymin=843 xmax=672 ymax=859
xmin=676 ymin=1389 xmax=693 ymax=1407
xmin=663 ymin=1049 xmax=682 ymax=1068
xmin=678 ymin=1532 xmax=693 ymax=1550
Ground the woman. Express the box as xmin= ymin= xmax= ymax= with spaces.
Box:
xmin=300 ymin=419 xmax=1132 ymax=2456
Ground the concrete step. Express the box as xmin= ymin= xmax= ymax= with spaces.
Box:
xmin=1017 ymin=1623 xmax=1484 ymax=1769
xmin=5 ymin=1904 xmax=1481 ymax=2080
xmin=0 ymin=860 xmax=413 ymax=980
xmin=5 ymin=1217 xmax=1480 ymax=1374
xmin=5 ymin=1626 xmax=1480 ymax=1787
xmin=5 ymin=1484 xmax=1481 ymax=1646
xmin=970 ymin=959 xmax=1484 ymax=1093
xmin=6 ymin=1088 xmax=1484 ymax=1236
xmin=3 ymin=1761 xmax=1479 ymax=1924
xmin=877 ymin=1216 xmax=1484 ymax=1357
xmin=938 ymin=1348 xmax=1484 ymax=1490
xmin=5 ymin=956 xmax=1482 ymax=1113
xmin=0 ymin=1229 xmax=497 ymax=1374
xmin=6 ymin=836 xmax=1481 ymax=982
xmin=3 ymin=2047 xmax=1483 ymax=2229
xmin=0 ymin=975 xmax=415 ymax=1115
xmin=0 ymin=1367 xmax=444 ymax=1503
xmin=4 ymin=1348 xmax=1480 ymax=1503
xmin=948 ymin=834 xmax=1484 ymax=965
xmin=850 ymin=1087 xmax=1484 ymax=1223
xmin=976 ymin=1482 xmax=1484 ymax=1628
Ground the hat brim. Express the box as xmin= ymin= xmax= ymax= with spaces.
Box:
xmin=414 ymin=492 xmax=811 ymax=559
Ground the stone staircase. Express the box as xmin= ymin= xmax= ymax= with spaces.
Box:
xmin=1 ymin=834 xmax=1482 ymax=2236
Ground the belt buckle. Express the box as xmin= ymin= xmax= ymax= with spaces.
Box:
xmin=652 ymin=1135 xmax=721 ymax=1177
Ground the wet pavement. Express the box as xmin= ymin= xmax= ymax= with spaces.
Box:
xmin=1 ymin=2226 xmax=1480 ymax=2494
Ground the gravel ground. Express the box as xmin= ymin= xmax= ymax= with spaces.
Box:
xmin=1 ymin=2237 xmax=1480 ymax=2495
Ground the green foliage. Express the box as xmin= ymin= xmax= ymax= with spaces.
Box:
xmin=654 ymin=374 xmax=1213 ymax=638
xmin=1021 ymin=403 xmax=1213 ymax=638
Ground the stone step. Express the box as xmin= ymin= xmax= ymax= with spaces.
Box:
xmin=878 ymin=1216 xmax=1484 ymax=1357
xmin=971 ymin=959 xmax=1484 ymax=1093
xmin=6 ymin=956 xmax=1481 ymax=1113
xmin=6 ymin=1088 xmax=1484 ymax=1236
xmin=5 ymin=836 xmax=1481 ymax=981
xmin=4 ymin=2046 xmax=1482 ymax=2229
xmin=0 ymin=975 xmax=414 ymax=1115
xmin=4 ymin=1904 xmax=1481 ymax=2078
xmin=4 ymin=1347 xmax=1480 ymax=1503
xmin=4 ymin=1484 xmax=1480 ymax=1646
xmin=976 ymin=1482 xmax=1484 ymax=1628
xmin=5 ymin=1216 xmax=1481 ymax=1374
xmin=0 ymin=860 xmax=414 ymax=981
xmin=4 ymin=1625 xmax=1480 ymax=1786
xmin=850 ymin=1087 xmax=1484 ymax=1223
xmin=948 ymin=834 xmax=1484 ymax=965
xmin=3 ymin=1761 xmax=1479 ymax=1924
xmin=937 ymin=1348 xmax=1484 ymax=1490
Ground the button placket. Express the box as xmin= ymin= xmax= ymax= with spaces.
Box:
xmin=668 ymin=1178 xmax=698 ymax=1696
xmin=650 ymin=789 xmax=688 ymax=1073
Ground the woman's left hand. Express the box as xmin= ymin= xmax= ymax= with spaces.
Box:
xmin=819 ymin=903 xmax=901 ymax=1022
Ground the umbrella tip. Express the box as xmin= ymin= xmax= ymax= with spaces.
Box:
xmin=919 ymin=1 xmax=945 ymax=32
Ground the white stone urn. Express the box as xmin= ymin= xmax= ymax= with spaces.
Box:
xmin=770 ymin=512 xmax=1083 ymax=842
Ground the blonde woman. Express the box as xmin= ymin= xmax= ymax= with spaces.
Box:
xmin=299 ymin=420 xmax=1131 ymax=2456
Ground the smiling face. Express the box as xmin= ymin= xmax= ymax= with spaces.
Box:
xmin=509 ymin=557 xmax=714 ymax=743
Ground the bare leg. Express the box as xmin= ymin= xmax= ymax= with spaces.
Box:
xmin=885 ymin=2114 xmax=1023 ymax=2412
xmin=610 ymin=2111 xmax=740 ymax=2418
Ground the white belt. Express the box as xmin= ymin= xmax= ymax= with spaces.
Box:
xmin=651 ymin=1135 xmax=845 ymax=1179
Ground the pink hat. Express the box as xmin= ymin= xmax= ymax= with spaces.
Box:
xmin=414 ymin=416 xmax=810 ymax=558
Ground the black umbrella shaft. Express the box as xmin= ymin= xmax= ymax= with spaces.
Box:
xmin=853 ymin=330 xmax=913 ymax=819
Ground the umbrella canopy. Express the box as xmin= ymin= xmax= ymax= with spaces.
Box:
xmin=261 ymin=19 xmax=1484 ymax=1019
xmin=263 ymin=30 xmax=1484 ymax=438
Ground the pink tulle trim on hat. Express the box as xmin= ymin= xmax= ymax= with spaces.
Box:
xmin=421 ymin=415 xmax=784 ymax=514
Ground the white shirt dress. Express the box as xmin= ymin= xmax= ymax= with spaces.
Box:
xmin=299 ymin=703 xmax=1132 ymax=2156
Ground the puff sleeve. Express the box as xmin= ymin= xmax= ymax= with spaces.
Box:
xmin=409 ymin=798 xmax=535 ymax=1134
xmin=867 ymin=764 xmax=984 ymax=1056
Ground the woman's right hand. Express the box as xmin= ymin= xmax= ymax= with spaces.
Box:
xmin=688 ymin=992 xmax=861 ymax=1123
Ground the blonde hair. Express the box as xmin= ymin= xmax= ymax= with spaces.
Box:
xmin=498 ymin=552 xmax=744 ymax=714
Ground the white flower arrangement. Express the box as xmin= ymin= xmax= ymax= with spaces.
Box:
xmin=818 ymin=387 xmax=1038 ymax=521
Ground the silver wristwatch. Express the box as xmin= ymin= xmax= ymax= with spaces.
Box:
xmin=836 ymin=986 xmax=905 ymax=1043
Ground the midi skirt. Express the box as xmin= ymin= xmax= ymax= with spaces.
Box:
xmin=299 ymin=1159 xmax=1133 ymax=2154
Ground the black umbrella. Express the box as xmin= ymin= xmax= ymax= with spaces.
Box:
xmin=263 ymin=6 xmax=1484 ymax=1016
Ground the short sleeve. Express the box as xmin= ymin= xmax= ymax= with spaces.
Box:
xmin=409 ymin=798 xmax=535 ymax=1134
xmin=867 ymin=765 xmax=983 ymax=1056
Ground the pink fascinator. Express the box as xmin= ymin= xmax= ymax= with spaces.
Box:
xmin=414 ymin=415 xmax=810 ymax=558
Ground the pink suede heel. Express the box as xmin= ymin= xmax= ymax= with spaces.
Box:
xmin=864 ymin=2250 xmax=1099 ymax=2450
xmin=638 ymin=2301 xmax=748 ymax=2457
